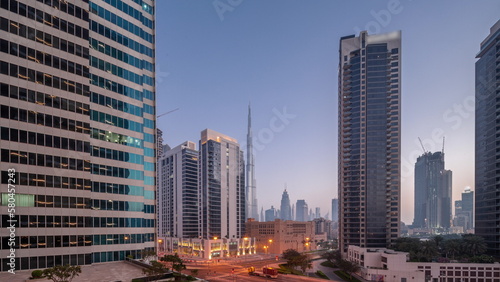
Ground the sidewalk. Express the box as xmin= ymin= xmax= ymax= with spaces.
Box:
xmin=0 ymin=261 xmax=145 ymax=282
xmin=310 ymin=259 xmax=345 ymax=281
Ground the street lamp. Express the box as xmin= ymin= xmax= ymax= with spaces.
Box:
xmin=158 ymin=239 xmax=164 ymax=253
xmin=264 ymin=246 xmax=268 ymax=254
xmin=268 ymin=239 xmax=273 ymax=255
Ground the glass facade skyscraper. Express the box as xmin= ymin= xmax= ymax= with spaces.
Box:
xmin=0 ymin=0 xmax=156 ymax=271
xmin=338 ymin=31 xmax=401 ymax=253
xmin=280 ymin=189 xmax=291 ymax=221
xmin=158 ymin=141 xmax=199 ymax=239
xmin=295 ymin=199 xmax=308 ymax=222
xmin=413 ymin=152 xmax=452 ymax=229
xmin=331 ymin=198 xmax=339 ymax=223
xmin=199 ymin=129 xmax=245 ymax=240
xmin=475 ymin=20 xmax=500 ymax=257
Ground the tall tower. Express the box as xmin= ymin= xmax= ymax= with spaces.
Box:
xmin=475 ymin=20 xmax=500 ymax=257
xmin=331 ymin=198 xmax=339 ymax=223
xmin=413 ymin=152 xmax=452 ymax=229
xmin=0 ymin=0 xmax=156 ymax=271
xmin=246 ymin=104 xmax=258 ymax=220
xmin=158 ymin=141 xmax=199 ymax=239
xmin=265 ymin=206 xmax=277 ymax=222
xmin=199 ymin=129 xmax=245 ymax=239
xmin=338 ymin=31 xmax=401 ymax=253
xmin=280 ymin=189 xmax=292 ymax=220
xmin=454 ymin=187 xmax=474 ymax=231
xmin=461 ymin=187 xmax=474 ymax=229
xmin=296 ymin=200 xmax=308 ymax=222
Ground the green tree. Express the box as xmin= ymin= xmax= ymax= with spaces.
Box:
xmin=433 ymin=235 xmax=444 ymax=251
xmin=282 ymin=249 xmax=300 ymax=260
xmin=160 ymin=253 xmax=186 ymax=277
xmin=300 ymin=258 xmax=312 ymax=273
xmin=419 ymin=240 xmax=439 ymax=262
xmin=289 ymin=254 xmax=312 ymax=273
xmin=142 ymin=261 xmax=167 ymax=281
xmin=141 ymin=249 xmax=157 ymax=263
xmin=338 ymin=259 xmax=360 ymax=281
xmin=321 ymin=250 xmax=341 ymax=266
xmin=442 ymin=239 xmax=461 ymax=260
xmin=43 ymin=265 xmax=81 ymax=282
xmin=470 ymin=254 xmax=495 ymax=263
xmin=393 ymin=237 xmax=422 ymax=261
xmin=462 ymin=235 xmax=487 ymax=257
xmin=172 ymin=258 xmax=186 ymax=275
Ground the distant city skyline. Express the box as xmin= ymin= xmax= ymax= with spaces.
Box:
xmin=156 ymin=1 xmax=500 ymax=224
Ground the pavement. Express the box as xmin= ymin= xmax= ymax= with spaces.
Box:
xmin=0 ymin=261 xmax=146 ymax=282
xmin=310 ymin=259 xmax=344 ymax=281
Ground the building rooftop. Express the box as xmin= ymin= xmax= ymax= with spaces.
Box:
xmin=201 ymin=128 xmax=238 ymax=144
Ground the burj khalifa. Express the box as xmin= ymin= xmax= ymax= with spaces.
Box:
xmin=246 ymin=104 xmax=259 ymax=220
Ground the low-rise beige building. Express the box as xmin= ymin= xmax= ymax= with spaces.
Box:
xmin=348 ymin=245 xmax=500 ymax=282
xmin=245 ymin=219 xmax=316 ymax=254
xmin=157 ymin=237 xmax=256 ymax=259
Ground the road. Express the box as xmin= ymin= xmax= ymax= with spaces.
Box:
xmin=183 ymin=255 xmax=344 ymax=282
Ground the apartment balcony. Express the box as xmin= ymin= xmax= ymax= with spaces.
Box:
xmin=343 ymin=83 xmax=352 ymax=90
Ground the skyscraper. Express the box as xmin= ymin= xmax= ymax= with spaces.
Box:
xmin=199 ymin=129 xmax=245 ymax=239
xmin=265 ymin=206 xmax=277 ymax=222
xmin=296 ymin=200 xmax=308 ymax=222
xmin=260 ymin=206 xmax=264 ymax=222
xmin=0 ymin=0 xmax=156 ymax=271
xmin=338 ymin=30 xmax=401 ymax=253
xmin=315 ymin=207 xmax=321 ymax=219
xmin=246 ymin=104 xmax=258 ymax=220
xmin=413 ymin=151 xmax=452 ymax=229
xmin=475 ymin=19 xmax=500 ymax=257
xmin=158 ymin=141 xmax=199 ymax=238
xmin=331 ymin=198 xmax=339 ymax=223
xmin=461 ymin=187 xmax=474 ymax=229
xmin=280 ymin=189 xmax=292 ymax=220
xmin=454 ymin=187 xmax=474 ymax=232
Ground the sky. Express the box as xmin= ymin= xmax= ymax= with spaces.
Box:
xmin=155 ymin=0 xmax=500 ymax=224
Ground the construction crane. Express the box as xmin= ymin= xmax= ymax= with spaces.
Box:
xmin=418 ymin=137 xmax=427 ymax=154
xmin=157 ymin=108 xmax=179 ymax=118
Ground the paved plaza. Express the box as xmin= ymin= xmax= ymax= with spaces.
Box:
xmin=0 ymin=261 xmax=146 ymax=282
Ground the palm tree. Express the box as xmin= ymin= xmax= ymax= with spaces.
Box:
xmin=339 ymin=259 xmax=360 ymax=281
xmin=443 ymin=239 xmax=461 ymax=260
xmin=420 ymin=240 xmax=438 ymax=262
xmin=433 ymin=235 xmax=444 ymax=251
xmin=462 ymin=235 xmax=487 ymax=257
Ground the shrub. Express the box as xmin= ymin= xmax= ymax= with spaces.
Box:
xmin=31 ymin=269 xmax=44 ymax=279
xmin=43 ymin=265 xmax=81 ymax=282
xmin=320 ymin=260 xmax=336 ymax=268
xmin=316 ymin=270 xmax=329 ymax=280
xmin=334 ymin=270 xmax=361 ymax=282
